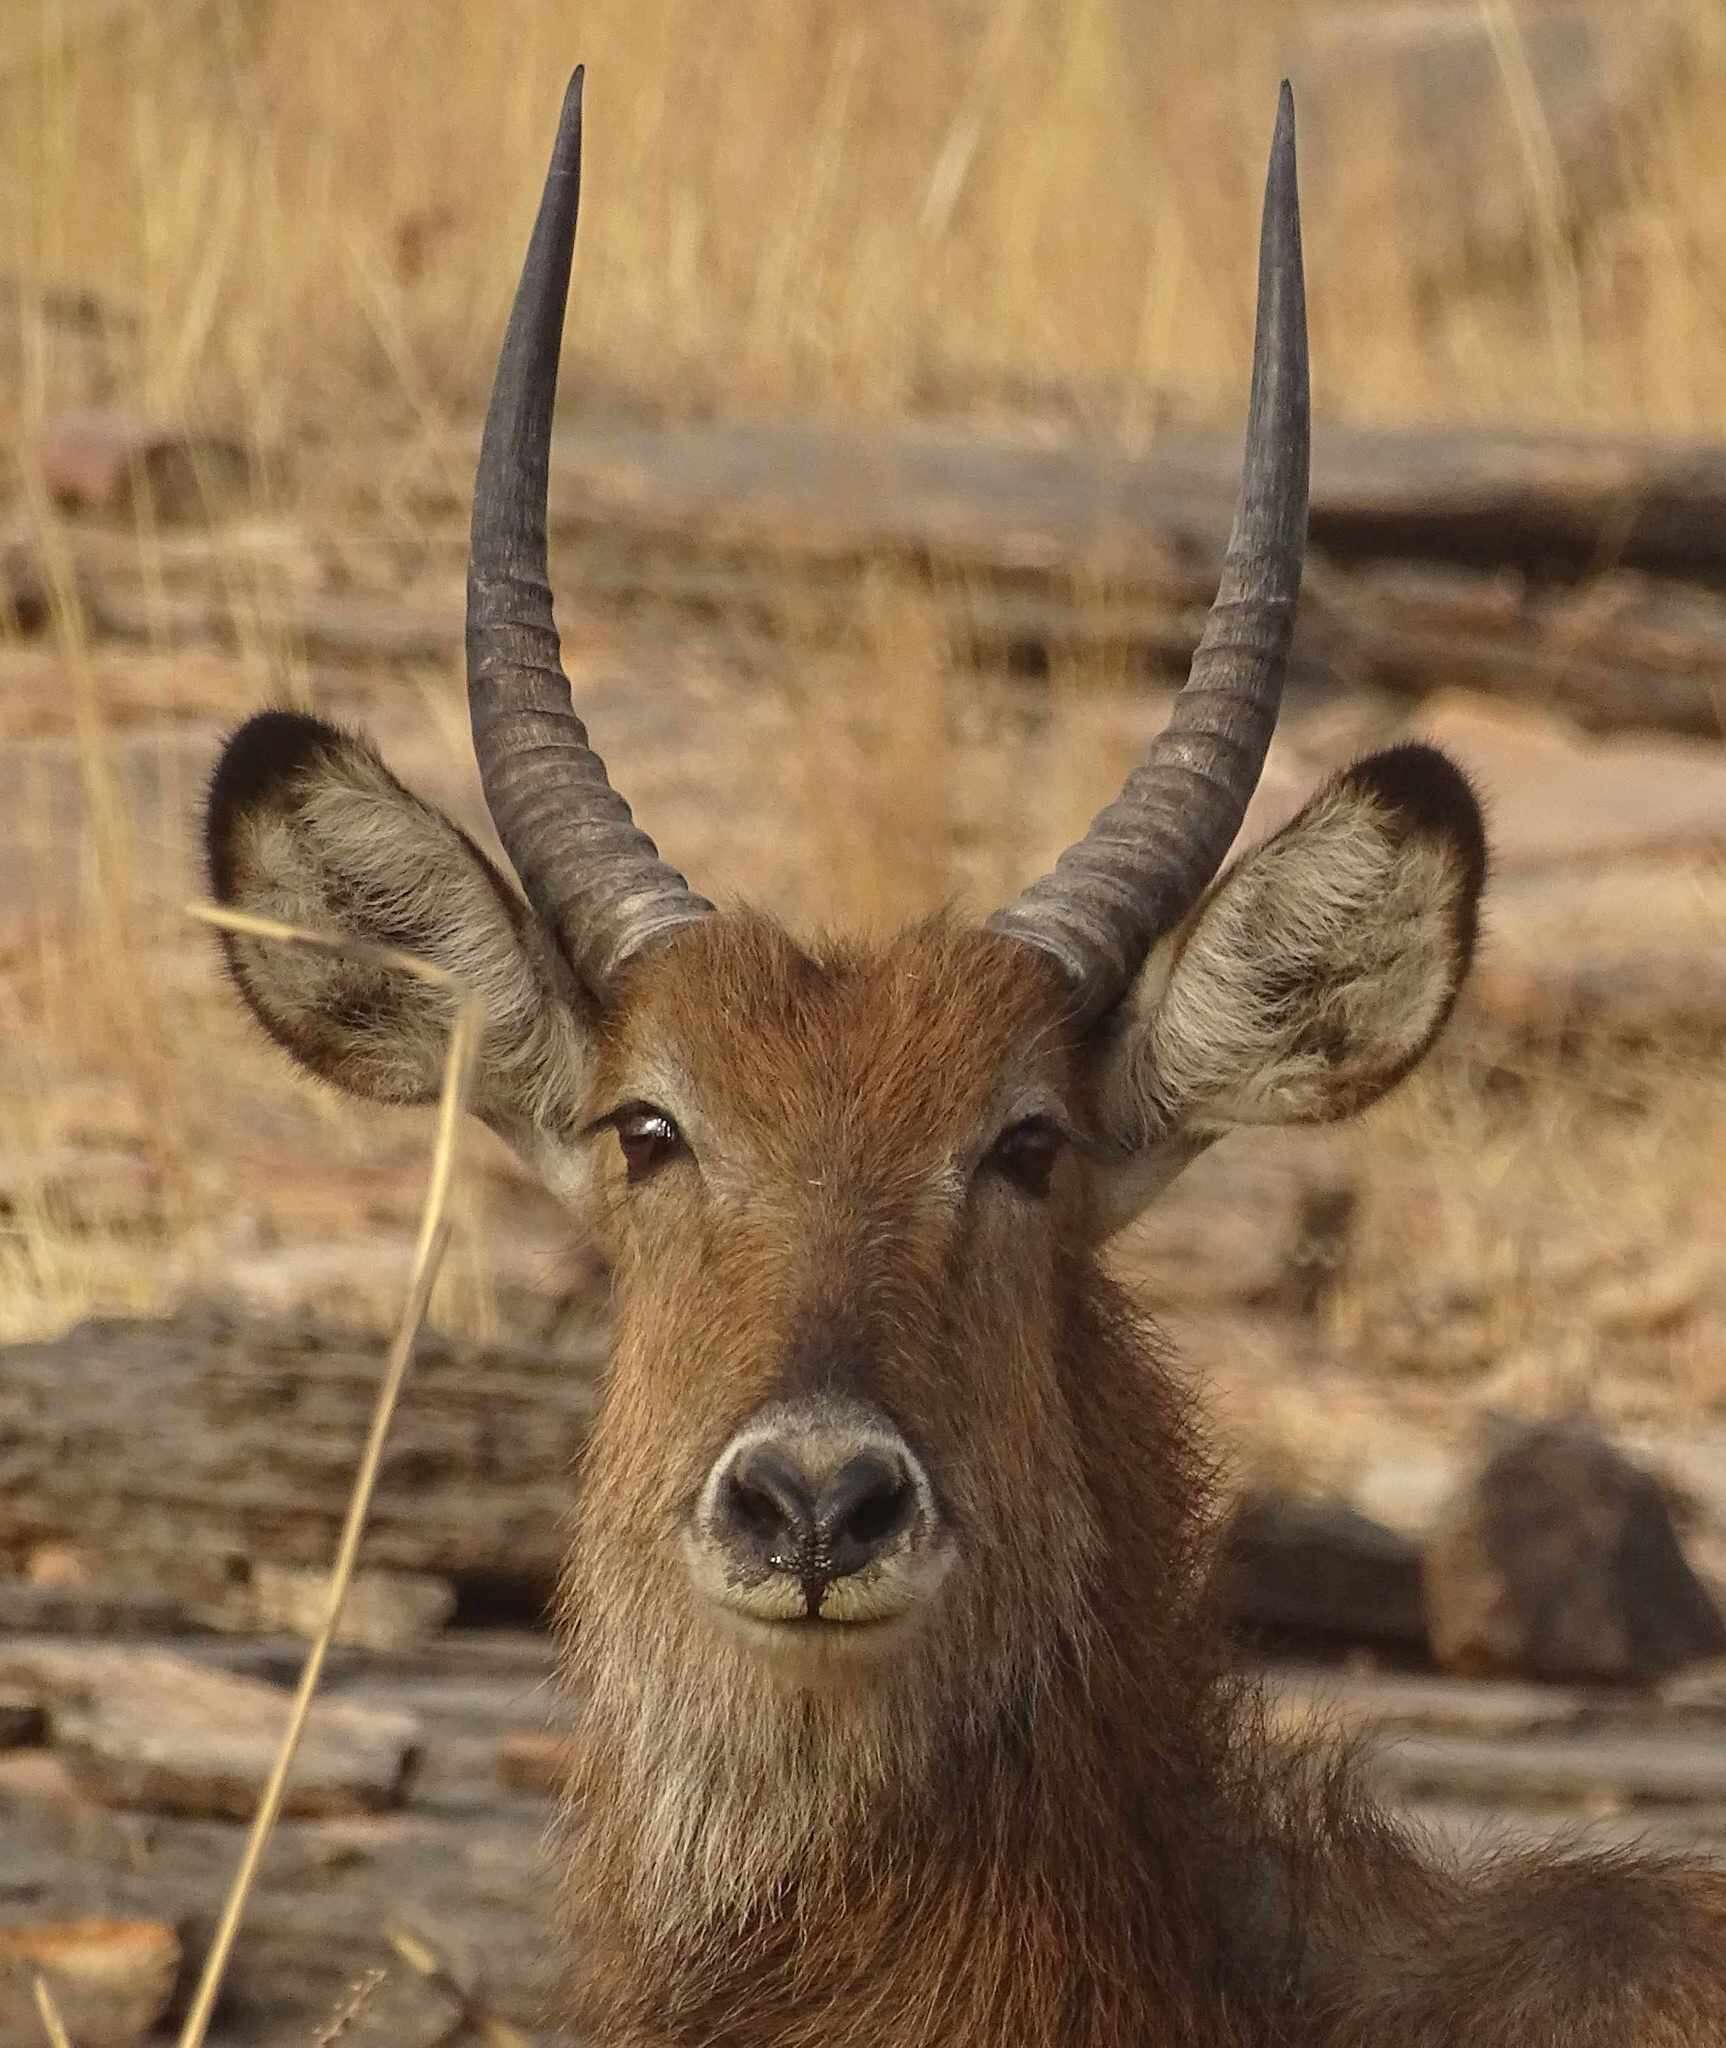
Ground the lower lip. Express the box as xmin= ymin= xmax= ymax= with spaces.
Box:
xmin=706 ymin=1604 xmax=913 ymax=1646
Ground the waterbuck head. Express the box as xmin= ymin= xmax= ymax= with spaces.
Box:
xmin=206 ymin=70 xmax=1484 ymax=1913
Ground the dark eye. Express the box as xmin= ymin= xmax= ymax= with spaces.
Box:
xmin=611 ymin=1103 xmax=686 ymax=1182
xmin=983 ymin=1115 xmax=1067 ymax=1199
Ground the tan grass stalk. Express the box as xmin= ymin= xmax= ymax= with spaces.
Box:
xmin=31 ymin=1973 xmax=74 ymax=2048
xmin=173 ymin=901 xmax=481 ymax=2048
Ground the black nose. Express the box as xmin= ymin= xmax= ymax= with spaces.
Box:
xmin=717 ymin=1441 xmax=916 ymax=1588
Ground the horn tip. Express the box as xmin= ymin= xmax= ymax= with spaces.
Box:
xmin=556 ymin=65 xmax=586 ymax=157
xmin=1270 ymin=80 xmax=1298 ymax=195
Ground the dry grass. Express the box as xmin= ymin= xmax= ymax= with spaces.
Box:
xmin=6 ymin=0 xmax=1726 ymax=442
xmin=0 ymin=0 xmax=1725 ymax=1427
xmin=173 ymin=905 xmax=475 ymax=2048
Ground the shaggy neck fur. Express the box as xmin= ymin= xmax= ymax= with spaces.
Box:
xmin=554 ymin=1268 xmax=1305 ymax=2048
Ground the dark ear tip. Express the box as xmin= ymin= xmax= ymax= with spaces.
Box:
xmin=1342 ymin=742 xmax=1488 ymax=883
xmin=205 ymin=710 xmax=353 ymax=899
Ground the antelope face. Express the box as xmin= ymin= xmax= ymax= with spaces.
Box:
xmin=583 ymin=916 xmax=1090 ymax=1671
xmin=204 ymin=71 xmax=1487 ymax=1700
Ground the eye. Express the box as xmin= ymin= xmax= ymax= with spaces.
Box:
xmin=610 ymin=1102 xmax=686 ymax=1183
xmin=982 ymin=1115 xmax=1067 ymax=1199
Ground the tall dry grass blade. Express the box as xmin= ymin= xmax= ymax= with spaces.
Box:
xmin=31 ymin=1973 xmax=75 ymax=2048
xmin=174 ymin=900 xmax=481 ymax=2048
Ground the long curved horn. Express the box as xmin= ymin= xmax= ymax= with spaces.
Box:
xmin=987 ymin=82 xmax=1308 ymax=1022
xmin=467 ymin=67 xmax=713 ymax=996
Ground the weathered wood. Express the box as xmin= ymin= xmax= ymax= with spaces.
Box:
xmin=0 ymin=1645 xmax=421 ymax=1819
xmin=1306 ymin=563 xmax=1726 ymax=737
xmin=1 ymin=1767 xmax=555 ymax=2048
xmin=1370 ymin=1729 xmax=1726 ymax=1809
xmin=521 ymin=414 xmax=1726 ymax=587
xmin=0 ymin=1308 xmax=603 ymax=1610
xmin=0 ymin=1580 xmax=198 ymax=1637
xmin=39 ymin=411 xmax=1726 ymax=732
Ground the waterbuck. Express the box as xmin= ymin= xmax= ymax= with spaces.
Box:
xmin=205 ymin=69 xmax=1726 ymax=2048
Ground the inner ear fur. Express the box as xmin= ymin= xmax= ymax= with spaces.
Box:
xmin=1098 ymin=743 xmax=1487 ymax=1160
xmin=205 ymin=710 xmax=594 ymax=1138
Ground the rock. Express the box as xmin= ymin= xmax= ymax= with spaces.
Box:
xmin=1289 ymin=6 xmax=1684 ymax=294
xmin=1390 ymin=697 xmax=1726 ymax=1049
xmin=0 ymin=1645 xmax=421 ymax=1819
xmin=1659 ymin=1657 xmax=1726 ymax=1718
xmin=1266 ymin=1666 xmax=1589 ymax=1744
xmin=248 ymin=1565 xmax=456 ymax=1651
xmin=31 ymin=410 xmax=254 ymax=524
xmin=0 ymin=1691 xmax=46 ymax=1749
xmin=0 ymin=1918 xmax=179 ymax=2048
xmin=1467 ymin=860 xmax=1726 ymax=1052
xmin=1111 ymin=1131 xmax=1357 ymax=1315
xmin=0 ymin=1579 xmax=198 ymax=1637
xmin=1410 ymin=693 xmax=1726 ymax=873
xmin=1425 ymin=1420 xmax=1726 ymax=1683
xmin=1218 ymin=1492 xmax=1428 ymax=1655
xmin=1368 ymin=1727 xmax=1726 ymax=1810
xmin=25 ymin=1544 xmax=98 ymax=1589
xmin=0 ymin=1753 xmax=554 ymax=2043
xmin=298 ymin=1954 xmax=467 ymax=2048
xmin=1348 ymin=1448 xmax=1464 ymax=1544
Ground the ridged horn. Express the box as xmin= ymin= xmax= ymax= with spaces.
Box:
xmin=467 ymin=67 xmax=713 ymax=996
xmin=987 ymin=81 xmax=1308 ymax=1022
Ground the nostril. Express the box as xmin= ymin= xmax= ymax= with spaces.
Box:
xmin=718 ymin=1444 xmax=818 ymax=1560
xmin=818 ymin=1452 xmax=915 ymax=1575
xmin=844 ymin=1482 xmax=905 ymax=1548
xmin=726 ymin=1479 xmax=788 ymax=1542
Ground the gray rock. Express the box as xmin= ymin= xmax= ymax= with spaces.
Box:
xmin=1219 ymin=1492 xmax=1428 ymax=1654
xmin=1425 ymin=1420 xmax=1726 ymax=1683
xmin=0 ymin=1644 xmax=421 ymax=1820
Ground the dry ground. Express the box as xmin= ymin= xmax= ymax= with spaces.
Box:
xmin=2 ymin=0 xmax=1725 ymax=1447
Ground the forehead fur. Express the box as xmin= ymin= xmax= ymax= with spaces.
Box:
xmin=604 ymin=913 xmax=1075 ymax=1138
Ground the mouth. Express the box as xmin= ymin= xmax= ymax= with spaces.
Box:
xmin=699 ymin=1597 xmax=922 ymax=1662
xmin=682 ymin=1524 xmax=950 ymax=1661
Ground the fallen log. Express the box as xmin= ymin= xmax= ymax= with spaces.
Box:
xmin=28 ymin=410 xmax=1726 ymax=733
xmin=505 ymin=413 xmax=1726 ymax=588
xmin=0 ymin=1307 xmax=602 ymax=1613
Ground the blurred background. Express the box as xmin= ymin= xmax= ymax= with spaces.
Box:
xmin=5 ymin=4 xmax=1726 ymax=2039
xmin=3 ymin=0 xmax=1724 ymax=1413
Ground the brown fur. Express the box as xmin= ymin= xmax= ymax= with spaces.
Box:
xmin=203 ymin=718 xmax=1726 ymax=2046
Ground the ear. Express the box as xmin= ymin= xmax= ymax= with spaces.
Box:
xmin=1091 ymin=744 xmax=1486 ymax=1226
xmin=205 ymin=711 xmax=596 ymax=1160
